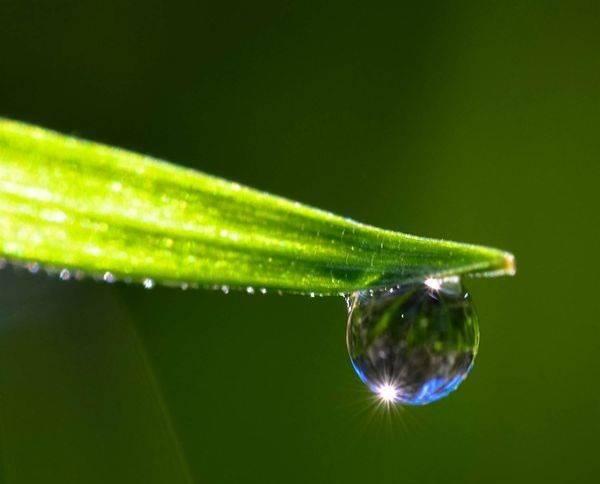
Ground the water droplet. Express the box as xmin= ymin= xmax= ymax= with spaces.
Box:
xmin=26 ymin=262 xmax=40 ymax=274
xmin=143 ymin=278 xmax=155 ymax=289
xmin=346 ymin=278 xmax=478 ymax=405
xmin=221 ymin=285 xmax=230 ymax=294
xmin=59 ymin=269 xmax=71 ymax=281
xmin=103 ymin=272 xmax=116 ymax=283
xmin=246 ymin=286 xmax=255 ymax=295
xmin=259 ymin=288 xmax=268 ymax=295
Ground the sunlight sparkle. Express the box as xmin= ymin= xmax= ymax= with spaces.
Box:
xmin=424 ymin=278 xmax=442 ymax=291
xmin=376 ymin=383 xmax=399 ymax=403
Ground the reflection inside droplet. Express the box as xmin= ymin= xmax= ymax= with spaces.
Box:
xmin=346 ymin=278 xmax=479 ymax=405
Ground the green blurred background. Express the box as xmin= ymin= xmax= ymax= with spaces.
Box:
xmin=0 ymin=1 xmax=598 ymax=482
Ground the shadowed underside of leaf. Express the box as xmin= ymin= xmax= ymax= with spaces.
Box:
xmin=0 ymin=118 xmax=514 ymax=295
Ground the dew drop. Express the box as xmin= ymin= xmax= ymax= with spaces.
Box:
xmin=59 ymin=269 xmax=71 ymax=281
xmin=26 ymin=262 xmax=40 ymax=274
xmin=246 ymin=286 xmax=255 ymax=295
xmin=346 ymin=278 xmax=478 ymax=405
xmin=143 ymin=278 xmax=155 ymax=289
xmin=103 ymin=272 xmax=116 ymax=283
xmin=221 ymin=285 xmax=230 ymax=294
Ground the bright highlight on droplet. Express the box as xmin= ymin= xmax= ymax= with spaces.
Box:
xmin=424 ymin=277 xmax=442 ymax=291
xmin=376 ymin=383 xmax=399 ymax=403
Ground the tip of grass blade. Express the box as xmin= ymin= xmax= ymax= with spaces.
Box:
xmin=462 ymin=249 xmax=516 ymax=280
xmin=503 ymin=252 xmax=516 ymax=276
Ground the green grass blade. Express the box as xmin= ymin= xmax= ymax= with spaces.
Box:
xmin=0 ymin=118 xmax=514 ymax=294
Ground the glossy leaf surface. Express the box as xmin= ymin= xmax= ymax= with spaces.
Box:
xmin=0 ymin=119 xmax=514 ymax=294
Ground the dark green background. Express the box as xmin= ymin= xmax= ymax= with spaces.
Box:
xmin=0 ymin=1 xmax=598 ymax=483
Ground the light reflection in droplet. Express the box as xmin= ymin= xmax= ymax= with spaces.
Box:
xmin=375 ymin=383 xmax=399 ymax=403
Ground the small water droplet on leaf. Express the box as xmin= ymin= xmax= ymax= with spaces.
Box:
xmin=26 ymin=262 xmax=40 ymax=274
xmin=103 ymin=272 xmax=116 ymax=283
xmin=59 ymin=269 xmax=71 ymax=281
